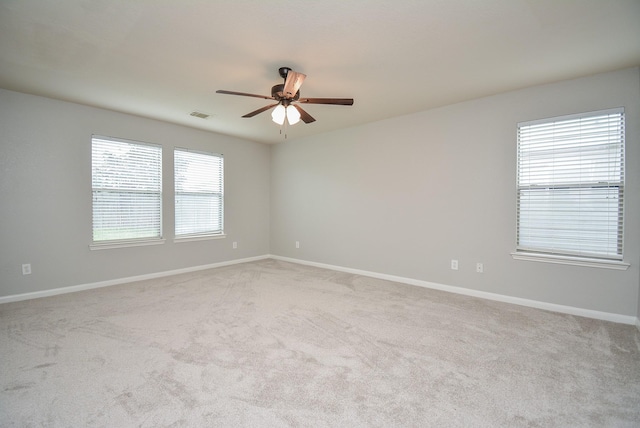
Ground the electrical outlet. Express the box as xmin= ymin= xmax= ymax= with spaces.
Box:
xmin=232 ymin=241 xmax=237 ymax=249
xmin=22 ymin=263 xmax=31 ymax=275
xmin=476 ymin=262 xmax=484 ymax=273
xmin=450 ymin=259 xmax=458 ymax=270
xmin=295 ymin=241 xmax=300 ymax=249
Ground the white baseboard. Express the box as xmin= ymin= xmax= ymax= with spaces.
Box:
xmin=270 ymin=255 xmax=640 ymax=326
xmin=3 ymin=253 xmax=639 ymax=328
xmin=0 ymin=255 xmax=270 ymax=305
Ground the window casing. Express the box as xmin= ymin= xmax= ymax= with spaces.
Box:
xmin=174 ymin=148 xmax=224 ymax=239
xmin=91 ymin=136 xmax=162 ymax=246
xmin=516 ymin=108 xmax=625 ymax=262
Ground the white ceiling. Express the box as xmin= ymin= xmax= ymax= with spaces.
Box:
xmin=1 ymin=0 xmax=639 ymax=144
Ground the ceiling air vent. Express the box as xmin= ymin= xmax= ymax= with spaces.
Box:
xmin=190 ymin=111 xmax=211 ymax=119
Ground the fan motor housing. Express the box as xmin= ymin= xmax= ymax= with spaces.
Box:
xmin=271 ymin=84 xmax=299 ymax=101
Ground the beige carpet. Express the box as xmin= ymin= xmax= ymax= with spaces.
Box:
xmin=1 ymin=259 xmax=639 ymax=427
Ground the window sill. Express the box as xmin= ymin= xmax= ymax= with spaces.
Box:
xmin=90 ymin=238 xmax=166 ymax=250
xmin=511 ymin=252 xmax=629 ymax=270
xmin=174 ymin=233 xmax=226 ymax=243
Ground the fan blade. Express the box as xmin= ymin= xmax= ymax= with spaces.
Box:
xmin=242 ymin=103 xmax=279 ymax=118
xmin=292 ymin=104 xmax=316 ymax=124
xmin=216 ymin=90 xmax=274 ymax=100
xmin=298 ymin=97 xmax=354 ymax=105
xmin=283 ymin=71 xmax=306 ymax=99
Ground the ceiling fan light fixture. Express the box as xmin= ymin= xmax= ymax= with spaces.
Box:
xmin=271 ymin=104 xmax=286 ymax=125
xmin=217 ymin=67 xmax=353 ymax=129
xmin=286 ymin=105 xmax=301 ymax=125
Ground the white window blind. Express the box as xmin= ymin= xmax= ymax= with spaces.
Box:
xmin=174 ymin=148 xmax=224 ymax=237
xmin=516 ymin=108 xmax=625 ymax=260
xmin=92 ymin=136 xmax=162 ymax=243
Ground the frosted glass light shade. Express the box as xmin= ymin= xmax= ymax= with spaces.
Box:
xmin=286 ymin=105 xmax=301 ymax=125
xmin=271 ymin=104 xmax=286 ymax=125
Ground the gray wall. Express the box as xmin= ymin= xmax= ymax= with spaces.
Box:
xmin=271 ymin=67 xmax=640 ymax=317
xmin=0 ymin=89 xmax=270 ymax=296
xmin=2 ymin=68 xmax=639 ymax=319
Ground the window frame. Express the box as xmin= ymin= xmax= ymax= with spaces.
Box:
xmin=512 ymin=108 xmax=629 ymax=270
xmin=90 ymin=135 xmax=164 ymax=250
xmin=173 ymin=147 xmax=225 ymax=242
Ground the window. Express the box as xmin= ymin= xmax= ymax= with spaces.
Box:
xmin=91 ymin=136 xmax=162 ymax=246
xmin=516 ymin=108 xmax=625 ymax=263
xmin=174 ymin=148 xmax=224 ymax=239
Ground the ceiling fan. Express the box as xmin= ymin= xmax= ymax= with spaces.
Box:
xmin=216 ymin=67 xmax=354 ymax=126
